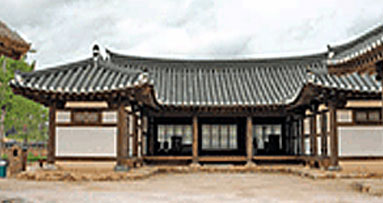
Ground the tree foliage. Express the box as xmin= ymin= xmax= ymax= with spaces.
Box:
xmin=0 ymin=56 xmax=48 ymax=141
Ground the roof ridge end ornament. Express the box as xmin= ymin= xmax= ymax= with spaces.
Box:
xmin=327 ymin=44 xmax=335 ymax=59
xmin=137 ymin=70 xmax=149 ymax=86
xmin=92 ymin=44 xmax=101 ymax=64
xmin=306 ymin=66 xmax=317 ymax=84
xmin=14 ymin=70 xmax=24 ymax=85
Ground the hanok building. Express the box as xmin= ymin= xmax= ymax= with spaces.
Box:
xmin=10 ymin=24 xmax=383 ymax=170
xmin=0 ymin=21 xmax=30 ymax=60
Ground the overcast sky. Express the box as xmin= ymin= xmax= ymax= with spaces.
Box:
xmin=1 ymin=0 xmax=383 ymax=69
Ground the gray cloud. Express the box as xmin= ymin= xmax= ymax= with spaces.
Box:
xmin=0 ymin=0 xmax=382 ymax=69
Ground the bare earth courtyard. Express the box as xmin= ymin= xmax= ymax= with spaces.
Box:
xmin=1 ymin=173 xmax=383 ymax=202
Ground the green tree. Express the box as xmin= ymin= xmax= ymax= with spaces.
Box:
xmin=0 ymin=56 xmax=48 ymax=146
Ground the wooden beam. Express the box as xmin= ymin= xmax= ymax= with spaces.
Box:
xmin=143 ymin=156 xmax=192 ymax=161
xmin=253 ymin=155 xmax=300 ymax=161
xmin=198 ymin=156 xmax=246 ymax=162
xmin=47 ymin=106 xmax=56 ymax=164
xmin=192 ymin=116 xmax=199 ymax=164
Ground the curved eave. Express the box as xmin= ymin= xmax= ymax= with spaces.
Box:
xmin=328 ymin=24 xmax=383 ymax=66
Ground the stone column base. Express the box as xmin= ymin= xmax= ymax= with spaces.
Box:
xmin=43 ymin=163 xmax=57 ymax=170
xmin=245 ymin=161 xmax=256 ymax=168
xmin=114 ymin=165 xmax=130 ymax=172
xmin=189 ymin=162 xmax=201 ymax=168
xmin=327 ymin=165 xmax=341 ymax=171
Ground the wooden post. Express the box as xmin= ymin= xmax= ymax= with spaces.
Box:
xmin=246 ymin=116 xmax=255 ymax=166
xmin=191 ymin=116 xmax=199 ymax=166
xmin=116 ymin=104 xmax=128 ymax=167
xmin=329 ymin=104 xmax=340 ymax=170
xmin=300 ymin=118 xmax=305 ymax=156
xmin=310 ymin=115 xmax=317 ymax=157
xmin=132 ymin=113 xmax=138 ymax=157
xmin=138 ymin=117 xmax=143 ymax=158
xmin=47 ymin=106 xmax=56 ymax=164
xmin=321 ymin=112 xmax=328 ymax=157
xmin=148 ymin=118 xmax=154 ymax=155
xmin=291 ymin=120 xmax=297 ymax=155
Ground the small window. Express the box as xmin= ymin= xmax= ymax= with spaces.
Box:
xmin=369 ymin=111 xmax=380 ymax=122
xmin=73 ymin=111 xmax=100 ymax=124
xmin=355 ymin=111 xmax=368 ymax=122
xmin=354 ymin=109 xmax=381 ymax=124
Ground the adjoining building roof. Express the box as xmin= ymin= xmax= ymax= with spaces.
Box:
xmin=327 ymin=23 xmax=383 ymax=66
xmin=0 ymin=20 xmax=30 ymax=48
xmin=311 ymin=71 xmax=381 ymax=93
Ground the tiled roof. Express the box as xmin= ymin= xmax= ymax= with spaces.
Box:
xmin=310 ymin=71 xmax=381 ymax=93
xmin=10 ymin=58 xmax=147 ymax=94
xmin=10 ymin=49 xmax=382 ymax=108
xmin=0 ymin=20 xmax=29 ymax=47
xmin=109 ymin=51 xmax=327 ymax=107
xmin=327 ymin=24 xmax=383 ymax=66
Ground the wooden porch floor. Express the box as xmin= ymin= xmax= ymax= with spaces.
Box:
xmin=143 ymin=155 xmax=302 ymax=162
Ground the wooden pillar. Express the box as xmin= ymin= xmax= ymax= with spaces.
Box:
xmin=321 ymin=112 xmax=328 ymax=157
xmin=192 ymin=116 xmax=199 ymax=165
xmin=47 ymin=106 xmax=56 ymax=164
xmin=300 ymin=118 xmax=305 ymax=156
xmin=285 ymin=119 xmax=290 ymax=154
xmin=142 ymin=116 xmax=148 ymax=156
xmin=292 ymin=120 xmax=297 ymax=155
xmin=148 ymin=118 xmax=155 ymax=155
xmin=310 ymin=114 xmax=317 ymax=157
xmin=116 ymin=104 xmax=128 ymax=166
xmin=132 ymin=113 xmax=138 ymax=157
xmin=138 ymin=116 xmax=143 ymax=158
xmin=329 ymin=104 xmax=340 ymax=170
xmin=246 ymin=116 xmax=255 ymax=166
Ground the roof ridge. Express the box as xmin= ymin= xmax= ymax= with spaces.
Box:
xmin=106 ymin=48 xmax=327 ymax=64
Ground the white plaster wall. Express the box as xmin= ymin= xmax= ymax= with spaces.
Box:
xmin=56 ymin=127 xmax=117 ymax=157
xmin=339 ymin=126 xmax=383 ymax=157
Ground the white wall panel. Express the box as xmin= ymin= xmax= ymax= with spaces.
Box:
xmin=56 ymin=127 xmax=117 ymax=157
xmin=339 ymin=126 xmax=383 ymax=157
xmin=304 ymin=118 xmax=310 ymax=135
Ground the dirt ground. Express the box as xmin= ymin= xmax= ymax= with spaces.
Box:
xmin=1 ymin=173 xmax=383 ymax=203
xmin=340 ymin=160 xmax=383 ymax=174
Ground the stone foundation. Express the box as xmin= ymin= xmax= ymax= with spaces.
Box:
xmin=14 ymin=164 xmax=383 ymax=182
